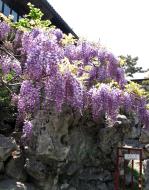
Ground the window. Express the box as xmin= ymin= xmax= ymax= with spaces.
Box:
xmin=0 ymin=1 xmax=20 ymax=21
xmin=12 ymin=10 xmax=18 ymax=21
xmin=0 ymin=0 xmax=2 ymax=12
xmin=3 ymin=3 xmax=10 ymax=16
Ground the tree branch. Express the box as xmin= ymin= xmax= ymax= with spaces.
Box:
xmin=0 ymin=44 xmax=21 ymax=63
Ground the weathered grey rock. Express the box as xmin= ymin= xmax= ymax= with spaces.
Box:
xmin=98 ymin=115 xmax=131 ymax=155
xmin=0 ymin=106 xmax=15 ymax=136
xmin=79 ymin=168 xmax=112 ymax=182
xmin=67 ymin=126 xmax=94 ymax=163
xmin=143 ymin=159 xmax=149 ymax=190
xmin=68 ymin=187 xmax=76 ymax=190
xmin=5 ymin=156 xmax=27 ymax=181
xmin=145 ymin=144 xmax=149 ymax=152
xmin=144 ymin=183 xmax=149 ymax=190
xmin=39 ymin=178 xmax=59 ymax=190
xmin=0 ymin=134 xmax=17 ymax=161
xmin=97 ymin=183 xmax=108 ymax=190
xmin=25 ymin=158 xmax=47 ymax=181
xmin=24 ymin=111 xmax=132 ymax=190
xmin=116 ymin=114 xmax=128 ymax=121
xmin=140 ymin=129 xmax=149 ymax=144
xmin=129 ymin=125 xmax=141 ymax=139
xmin=60 ymin=183 xmax=69 ymax=189
xmin=124 ymin=139 xmax=140 ymax=147
xmin=106 ymin=182 xmax=114 ymax=190
xmin=29 ymin=110 xmax=72 ymax=162
xmin=0 ymin=162 xmax=4 ymax=173
xmin=99 ymin=126 xmax=121 ymax=154
xmin=116 ymin=114 xmax=132 ymax=135
xmin=0 ymin=121 xmax=14 ymax=136
xmin=0 ymin=179 xmax=37 ymax=190
xmin=143 ymin=144 xmax=149 ymax=159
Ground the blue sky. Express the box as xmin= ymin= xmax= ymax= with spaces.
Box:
xmin=49 ymin=0 xmax=149 ymax=74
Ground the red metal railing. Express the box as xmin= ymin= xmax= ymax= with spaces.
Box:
xmin=114 ymin=147 xmax=143 ymax=190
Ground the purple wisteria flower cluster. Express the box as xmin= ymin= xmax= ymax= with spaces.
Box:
xmin=0 ymin=21 xmax=10 ymax=40
xmin=22 ymin=120 xmax=33 ymax=142
xmin=18 ymin=80 xmax=40 ymax=117
xmin=0 ymin=55 xmax=21 ymax=75
xmin=0 ymin=19 xmax=149 ymax=139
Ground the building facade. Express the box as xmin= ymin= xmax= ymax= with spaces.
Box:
xmin=0 ymin=0 xmax=77 ymax=37
xmin=0 ymin=0 xmax=20 ymax=21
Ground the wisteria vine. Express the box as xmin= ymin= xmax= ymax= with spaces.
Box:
xmin=0 ymin=8 xmax=149 ymax=139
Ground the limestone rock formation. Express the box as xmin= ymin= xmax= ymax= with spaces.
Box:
xmin=0 ymin=179 xmax=37 ymax=190
xmin=5 ymin=156 xmax=27 ymax=181
xmin=0 ymin=134 xmax=17 ymax=161
xmin=143 ymin=159 xmax=149 ymax=190
xmin=23 ymin=110 xmax=132 ymax=190
xmin=0 ymin=109 xmax=148 ymax=190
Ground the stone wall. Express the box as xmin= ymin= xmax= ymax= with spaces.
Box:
xmin=0 ymin=108 xmax=132 ymax=190
xmin=0 ymin=109 xmax=149 ymax=190
xmin=26 ymin=111 xmax=132 ymax=190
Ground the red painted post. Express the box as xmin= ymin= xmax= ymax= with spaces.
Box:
xmin=139 ymin=149 xmax=142 ymax=190
xmin=115 ymin=147 xmax=143 ymax=190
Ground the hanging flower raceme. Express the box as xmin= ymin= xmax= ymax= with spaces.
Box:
xmin=44 ymin=71 xmax=84 ymax=113
xmin=142 ymin=110 xmax=149 ymax=129
xmin=0 ymin=55 xmax=21 ymax=75
xmin=65 ymin=44 xmax=82 ymax=61
xmin=0 ymin=55 xmax=11 ymax=74
xmin=85 ymin=50 xmax=127 ymax=88
xmin=64 ymin=72 xmax=84 ymax=112
xmin=78 ymin=41 xmax=98 ymax=65
xmin=0 ymin=21 xmax=10 ymax=40
xmin=89 ymin=84 xmax=122 ymax=120
xmin=122 ymin=91 xmax=133 ymax=112
xmin=18 ymin=80 xmax=40 ymax=117
xmin=44 ymin=73 xmax=65 ymax=112
xmin=50 ymin=28 xmax=63 ymax=42
xmin=64 ymin=41 xmax=98 ymax=64
xmin=22 ymin=120 xmax=33 ymax=138
xmin=132 ymin=96 xmax=149 ymax=129
xmin=21 ymin=29 xmax=64 ymax=80
xmin=106 ymin=88 xmax=122 ymax=120
xmin=22 ymin=120 xmax=33 ymax=143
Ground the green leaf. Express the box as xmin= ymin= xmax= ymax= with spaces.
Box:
xmin=5 ymin=73 xmax=13 ymax=82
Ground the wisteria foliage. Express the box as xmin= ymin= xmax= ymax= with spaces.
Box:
xmin=0 ymin=14 xmax=149 ymax=137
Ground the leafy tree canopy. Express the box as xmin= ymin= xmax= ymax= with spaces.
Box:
xmin=119 ymin=55 xmax=148 ymax=77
